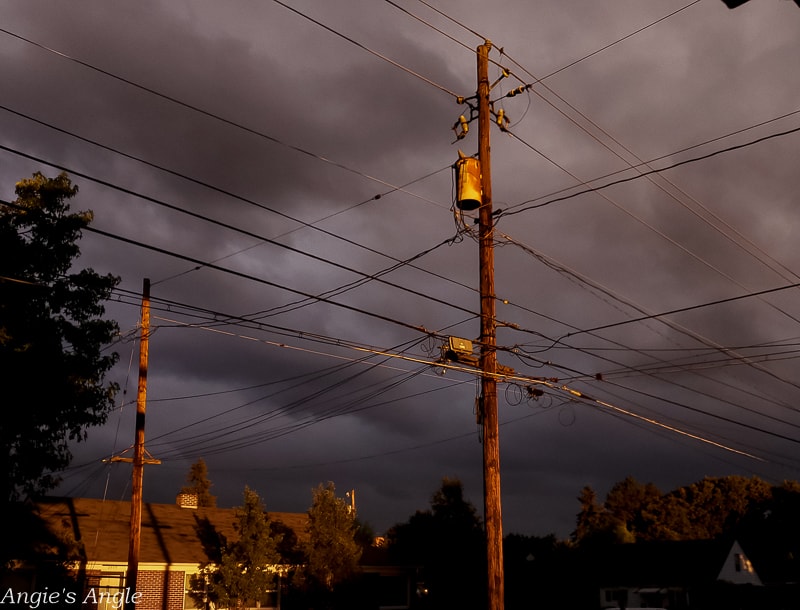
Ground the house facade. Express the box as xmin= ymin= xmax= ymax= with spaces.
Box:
xmin=5 ymin=496 xmax=307 ymax=610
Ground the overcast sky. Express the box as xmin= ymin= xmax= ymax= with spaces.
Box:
xmin=2 ymin=0 xmax=800 ymax=539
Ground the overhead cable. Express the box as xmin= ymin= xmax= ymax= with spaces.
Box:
xmin=269 ymin=0 xmax=460 ymax=98
xmin=0 ymin=27 xmax=447 ymax=191
xmin=0 ymin=146 xmax=480 ymax=322
xmin=0 ymin=104 xmax=479 ymax=301
xmin=500 ymin=231 xmax=800 ymax=402
xmin=500 ymin=123 xmax=800 ymax=218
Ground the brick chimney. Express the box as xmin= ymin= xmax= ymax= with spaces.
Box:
xmin=176 ymin=492 xmax=199 ymax=509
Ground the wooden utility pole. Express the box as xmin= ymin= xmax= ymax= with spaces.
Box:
xmin=477 ymin=41 xmax=504 ymax=610
xmin=126 ymin=278 xmax=151 ymax=610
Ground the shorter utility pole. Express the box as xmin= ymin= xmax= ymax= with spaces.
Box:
xmin=125 ymin=278 xmax=153 ymax=610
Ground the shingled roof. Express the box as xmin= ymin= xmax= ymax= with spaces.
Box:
xmin=25 ymin=497 xmax=308 ymax=566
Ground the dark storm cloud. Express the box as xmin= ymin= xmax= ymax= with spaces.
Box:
xmin=2 ymin=0 xmax=800 ymax=538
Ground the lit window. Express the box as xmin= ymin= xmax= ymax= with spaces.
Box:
xmin=735 ymin=553 xmax=754 ymax=573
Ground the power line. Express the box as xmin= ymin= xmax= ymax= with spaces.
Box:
xmin=0 ymin=103 xmax=447 ymax=217
xmin=523 ymin=1 xmax=703 ymax=83
xmin=108 ymin=285 xmax=479 ymax=367
xmin=66 ymin=281 xmax=791 ymax=472
xmin=502 ymin=107 xmax=800 ymax=214
xmin=499 ymin=122 xmax=800 ymax=218
xmin=9 ymin=4 xmax=796 ymax=494
xmin=152 ymin=368 xmax=440 ymax=460
xmin=123 ymin=282 xmax=800 ymax=441
xmin=508 ymin=336 xmax=800 ymax=436
xmin=0 ymin=146 xmax=484 ymax=322
xmin=577 ymin=382 xmax=800 ymax=473
xmin=600 ymin=378 xmax=800 ymax=447
xmin=10 ymin=17 xmax=792 ymax=384
xmin=1 ymin=196 xmax=436 ymax=337
xmin=412 ymin=0 xmax=485 ymax=41
xmin=0 ymin=104 xmax=485 ymax=301
xmin=550 ymin=337 xmax=800 ymax=355
xmin=0 ymin=27 xmax=448 ymax=198
xmin=509 ymin=332 xmax=800 ymax=424
xmin=499 ymin=231 xmax=800 ymax=407
xmin=499 ymin=120 xmax=800 ymax=386
xmin=139 ymin=317 xmax=779 ymax=466
xmin=428 ymin=1 xmax=706 ymax=194
xmin=549 ymin=385 xmax=764 ymax=462
xmin=183 ymin=291 xmax=800 ymax=441
xmin=1 ymin=142 xmax=538 ymax=347
xmin=502 ymin=111 xmax=800 ymax=334
xmin=102 ymin=279 xmax=787 ymax=465
xmin=480 ymin=14 xmax=800 ymax=320
xmin=561 ymin=280 xmax=800 ymax=340
xmin=488 ymin=243 xmax=800 ymax=423
xmin=97 ymin=300 xmax=487 ymax=464
xmin=600 ymin=346 xmax=800 ymax=380
xmin=499 ymin=98 xmax=800 ymax=304
xmin=11 ymin=162 xmax=800 ymax=452
xmin=381 ymin=0 xmax=476 ymax=53
xmin=269 ymin=0 xmax=460 ymax=98
xmin=500 ymin=124 xmax=800 ymax=371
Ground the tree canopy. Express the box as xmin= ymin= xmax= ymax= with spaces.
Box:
xmin=302 ymin=482 xmax=362 ymax=591
xmin=191 ymin=487 xmax=281 ymax=609
xmin=0 ymin=172 xmax=119 ymax=503
xmin=572 ymin=474 xmax=790 ymax=546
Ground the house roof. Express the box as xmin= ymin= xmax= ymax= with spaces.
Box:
xmin=23 ymin=497 xmax=308 ymax=566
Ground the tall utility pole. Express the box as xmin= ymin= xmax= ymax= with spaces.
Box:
xmin=126 ymin=278 xmax=151 ymax=610
xmin=477 ymin=40 xmax=504 ymax=610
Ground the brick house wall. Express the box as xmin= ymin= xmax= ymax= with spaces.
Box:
xmin=136 ymin=570 xmax=186 ymax=610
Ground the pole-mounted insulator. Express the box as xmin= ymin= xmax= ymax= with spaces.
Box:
xmin=505 ymin=84 xmax=531 ymax=98
xmin=453 ymin=115 xmax=469 ymax=140
xmin=496 ymin=109 xmax=509 ymax=131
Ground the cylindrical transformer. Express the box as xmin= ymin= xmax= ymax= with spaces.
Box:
xmin=455 ymin=155 xmax=482 ymax=211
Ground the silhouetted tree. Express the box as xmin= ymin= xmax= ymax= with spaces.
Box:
xmin=0 ymin=172 xmax=119 ymax=503
xmin=573 ymin=486 xmax=605 ymax=542
xmin=504 ymin=533 xmax=574 ymax=610
xmin=180 ymin=457 xmax=216 ymax=507
xmin=573 ymin=474 xmax=780 ymax=545
xmin=573 ymin=485 xmax=633 ymax=546
xmin=2 ymin=501 xmax=84 ymax=591
xmin=675 ymin=475 xmax=772 ymax=539
xmin=604 ymin=476 xmax=661 ymax=537
xmin=388 ymin=477 xmax=485 ymax=610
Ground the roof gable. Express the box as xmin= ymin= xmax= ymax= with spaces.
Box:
xmin=718 ymin=540 xmax=762 ymax=585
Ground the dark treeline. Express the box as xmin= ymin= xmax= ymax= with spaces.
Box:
xmin=6 ymin=472 xmax=799 ymax=609
xmin=387 ymin=474 xmax=800 ymax=610
xmin=574 ymin=474 xmax=800 ymax=546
